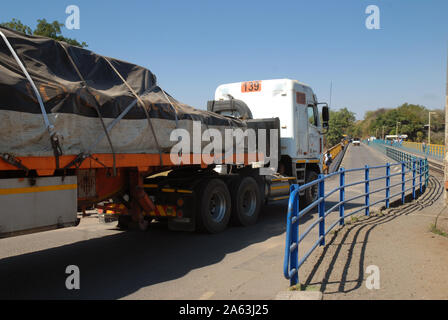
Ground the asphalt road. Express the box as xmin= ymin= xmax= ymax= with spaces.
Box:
xmin=0 ymin=143 xmax=412 ymax=299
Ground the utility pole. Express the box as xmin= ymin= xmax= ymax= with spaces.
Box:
xmin=382 ymin=126 xmax=385 ymax=140
xmin=445 ymin=51 xmax=448 ymax=204
xmin=329 ymin=81 xmax=333 ymax=108
xmin=428 ymin=112 xmax=436 ymax=144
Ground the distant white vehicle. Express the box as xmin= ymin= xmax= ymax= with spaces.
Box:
xmin=353 ymin=138 xmax=361 ymax=146
xmin=385 ymin=134 xmax=408 ymax=140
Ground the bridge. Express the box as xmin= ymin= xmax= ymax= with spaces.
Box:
xmin=372 ymin=139 xmax=445 ymax=176
xmin=283 ymin=140 xmax=445 ymax=288
xmin=0 ymin=141 xmax=445 ymax=299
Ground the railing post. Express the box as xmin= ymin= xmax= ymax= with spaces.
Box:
xmin=401 ymin=162 xmax=405 ymax=204
xmin=289 ymin=185 xmax=299 ymax=286
xmin=365 ymin=165 xmax=370 ymax=216
xmin=339 ymin=168 xmax=345 ymax=226
xmin=386 ymin=163 xmax=390 ymax=209
xmin=419 ymin=159 xmax=423 ymax=194
xmin=318 ymin=174 xmax=325 ymax=246
xmin=425 ymin=158 xmax=429 ymax=187
xmin=412 ymin=158 xmax=416 ymax=200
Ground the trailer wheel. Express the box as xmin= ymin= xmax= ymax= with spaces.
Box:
xmin=303 ymin=170 xmax=319 ymax=208
xmin=138 ymin=217 xmax=151 ymax=231
xmin=196 ymin=179 xmax=231 ymax=233
xmin=117 ymin=215 xmax=131 ymax=230
xmin=231 ymin=176 xmax=261 ymax=226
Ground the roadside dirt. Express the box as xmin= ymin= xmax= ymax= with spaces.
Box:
xmin=298 ymin=174 xmax=448 ymax=299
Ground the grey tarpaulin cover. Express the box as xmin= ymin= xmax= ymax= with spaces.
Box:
xmin=0 ymin=26 xmax=246 ymax=157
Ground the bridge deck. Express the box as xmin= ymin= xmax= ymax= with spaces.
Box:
xmin=0 ymin=142 xmax=435 ymax=299
xmin=296 ymin=142 xmax=418 ymax=270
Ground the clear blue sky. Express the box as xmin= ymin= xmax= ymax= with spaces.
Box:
xmin=1 ymin=0 xmax=447 ymax=119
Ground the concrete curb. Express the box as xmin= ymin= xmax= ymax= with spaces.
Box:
xmin=330 ymin=143 xmax=349 ymax=173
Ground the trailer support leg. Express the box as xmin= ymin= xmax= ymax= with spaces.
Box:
xmin=129 ymin=171 xmax=156 ymax=223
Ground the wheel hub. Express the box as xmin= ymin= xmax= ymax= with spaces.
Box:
xmin=241 ymin=189 xmax=257 ymax=217
xmin=209 ymin=192 xmax=226 ymax=222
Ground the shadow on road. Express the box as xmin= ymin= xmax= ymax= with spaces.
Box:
xmin=302 ymin=175 xmax=443 ymax=294
xmin=0 ymin=198 xmax=301 ymax=299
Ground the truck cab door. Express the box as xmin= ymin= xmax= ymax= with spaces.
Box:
xmin=306 ymin=104 xmax=320 ymax=157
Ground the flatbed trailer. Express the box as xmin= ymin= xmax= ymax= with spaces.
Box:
xmin=0 ymin=27 xmax=329 ymax=237
xmin=0 ymin=150 xmax=268 ymax=235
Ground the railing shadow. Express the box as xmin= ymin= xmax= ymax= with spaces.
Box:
xmin=302 ymin=175 xmax=443 ymax=294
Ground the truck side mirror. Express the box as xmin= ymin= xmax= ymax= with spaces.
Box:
xmin=322 ymin=105 xmax=329 ymax=129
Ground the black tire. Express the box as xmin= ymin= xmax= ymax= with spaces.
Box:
xmin=137 ymin=216 xmax=152 ymax=232
xmin=195 ymin=178 xmax=231 ymax=233
xmin=117 ymin=215 xmax=131 ymax=230
xmin=303 ymin=170 xmax=319 ymax=208
xmin=230 ymin=176 xmax=261 ymax=226
xmin=207 ymin=99 xmax=253 ymax=119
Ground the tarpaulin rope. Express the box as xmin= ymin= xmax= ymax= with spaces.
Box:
xmin=88 ymin=85 xmax=158 ymax=154
xmin=159 ymin=88 xmax=179 ymax=128
xmin=0 ymin=30 xmax=63 ymax=169
xmin=159 ymin=87 xmax=200 ymax=163
xmin=61 ymin=84 xmax=159 ymax=172
xmin=59 ymin=42 xmax=117 ymax=175
xmin=0 ymin=31 xmax=51 ymax=129
xmin=104 ymin=57 xmax=164 ymax=166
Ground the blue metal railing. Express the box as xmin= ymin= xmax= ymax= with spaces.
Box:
xmin=369 ymin=140 xmax=430 ymax=186
xmin=369 ymin=139 xmax=444 ymax=161
xmin=283 ymin=148 xmax=429 ymax=286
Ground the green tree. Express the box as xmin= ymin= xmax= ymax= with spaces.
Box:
xmin=326 ymin=107 xmax=356 ymax=147
xmin=1 ymin=18 xmax=87 ymax=48
xmin=416 ymin=131 xmax=424 ymax=142
xmin=0 ymin=18 xmax=32 ymax=35
xmin=354 ymin=103 xmax=445 ymax=144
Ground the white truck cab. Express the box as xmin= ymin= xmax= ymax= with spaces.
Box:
xmin=212 ymin=79 xmax=329 ymax=204
xmin=214 ymin=79 xmax=327 ymax=170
